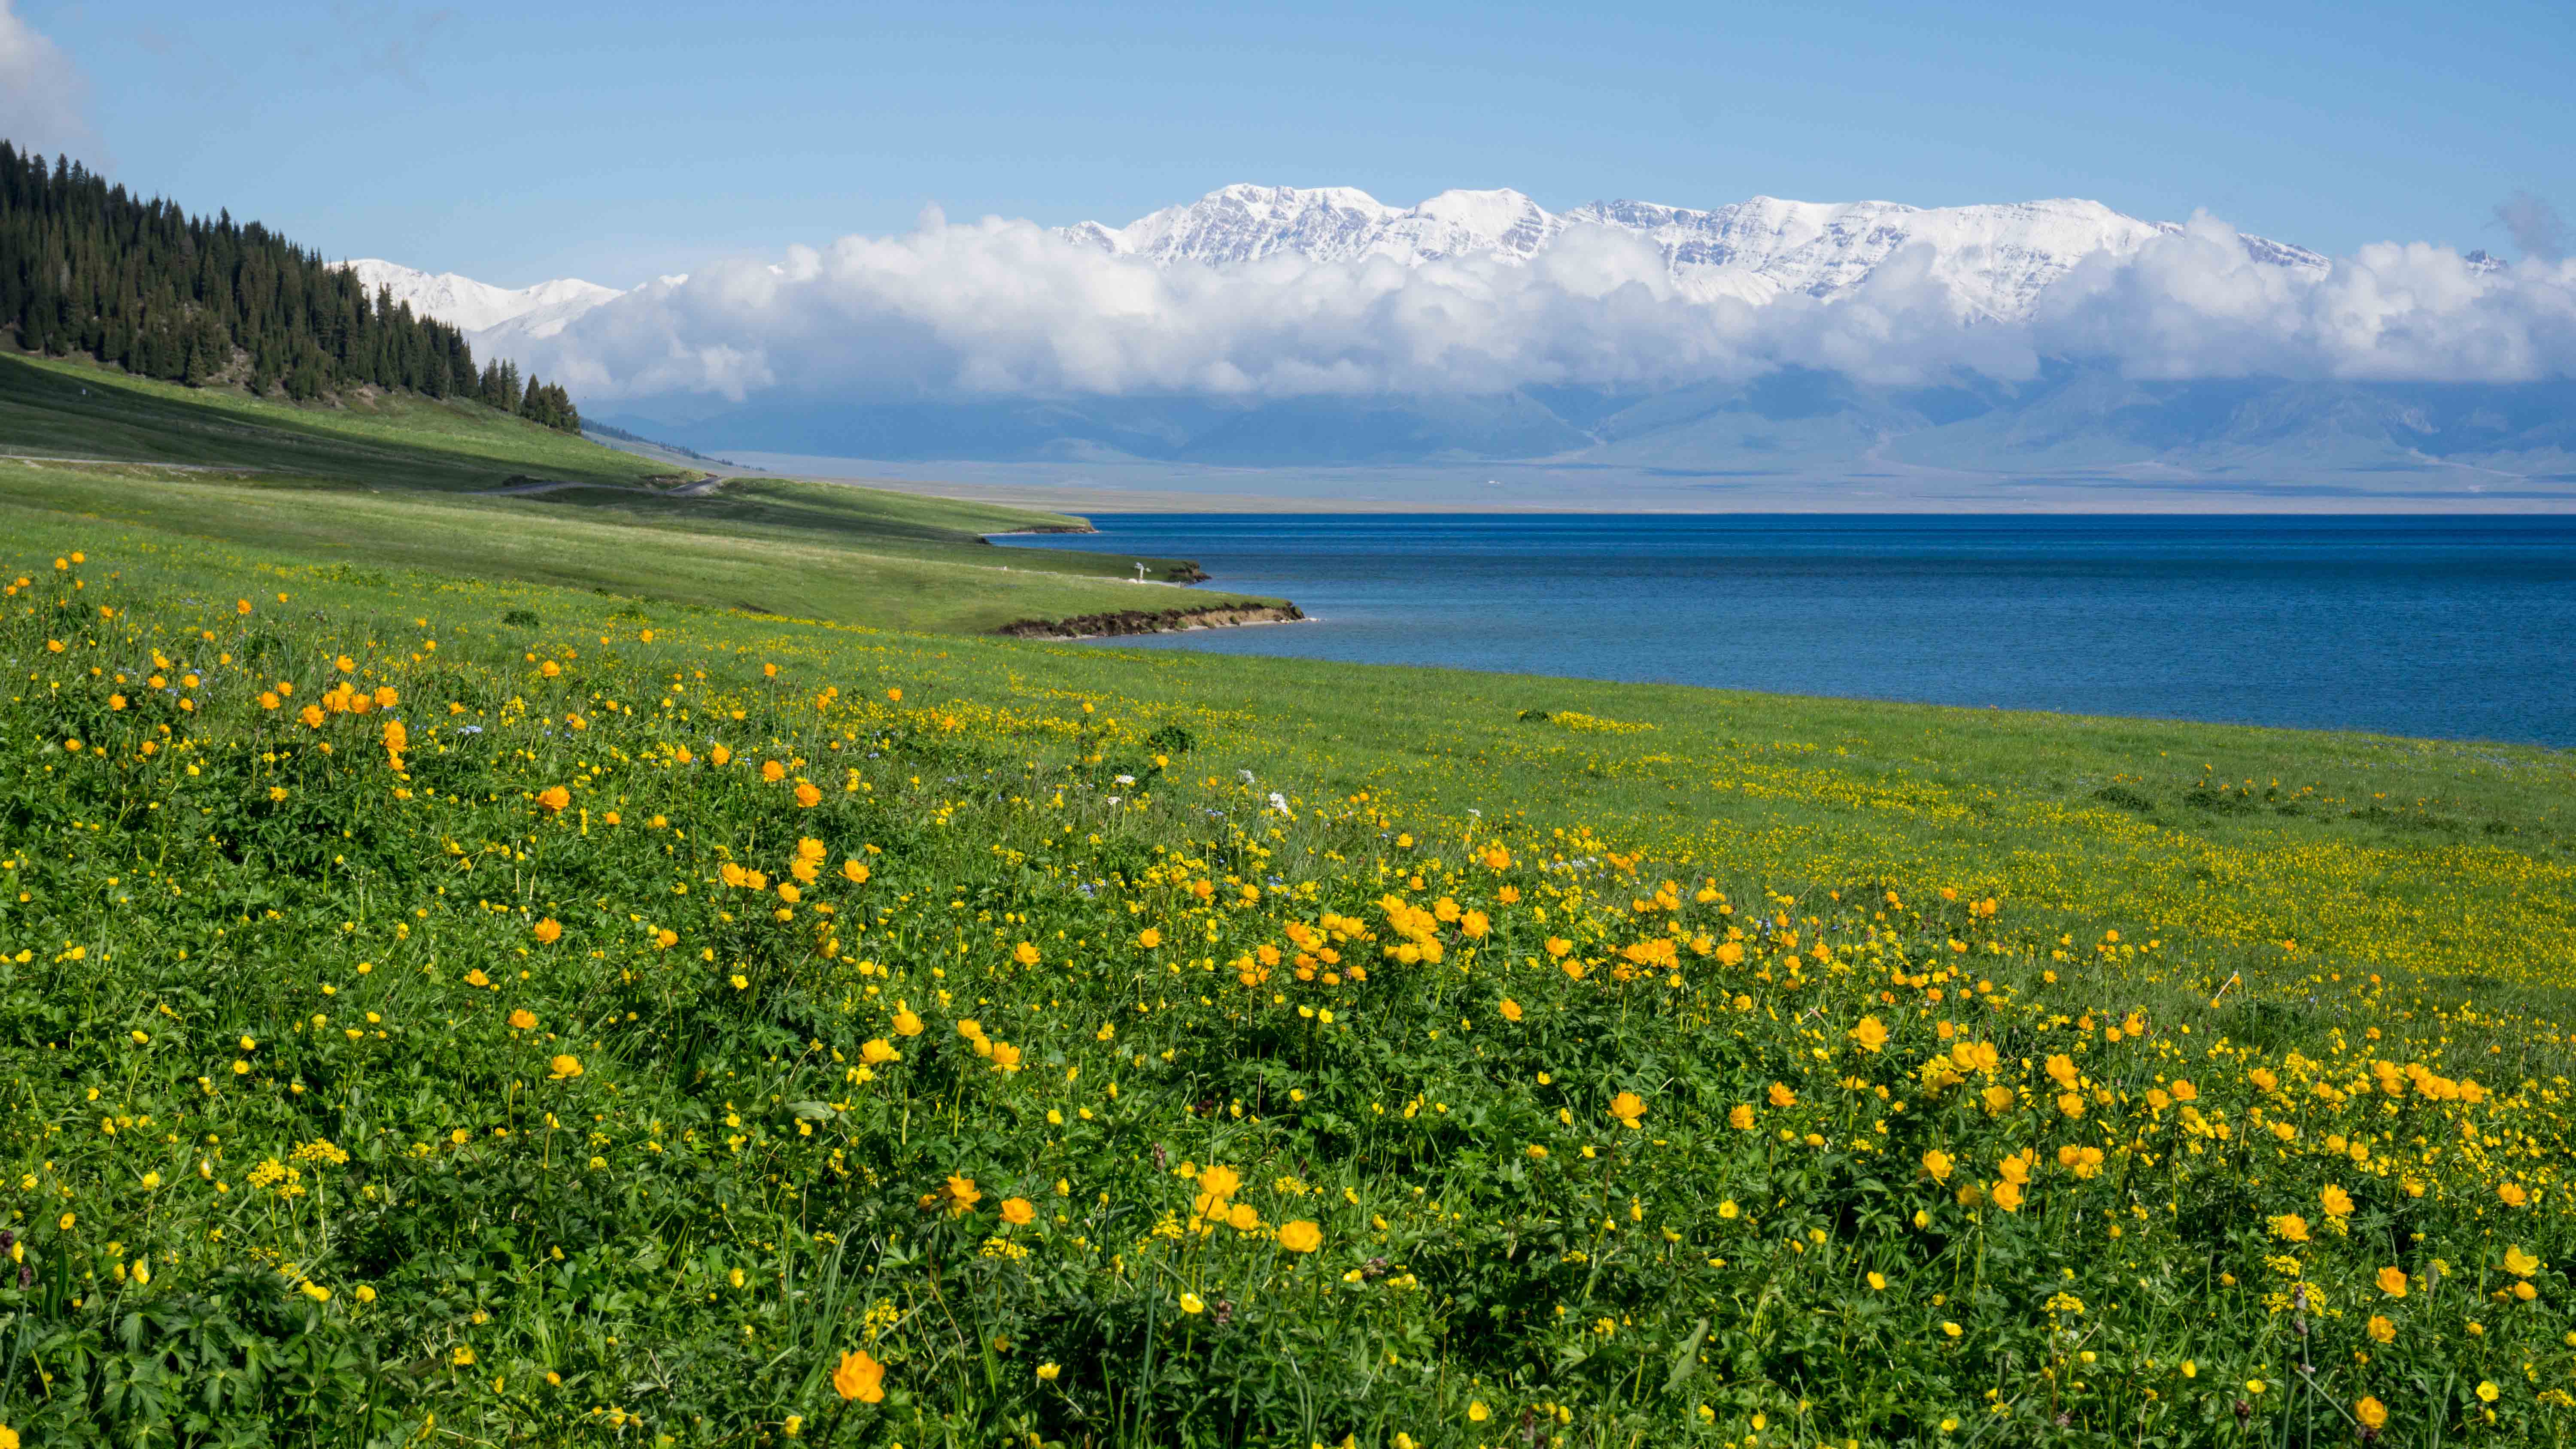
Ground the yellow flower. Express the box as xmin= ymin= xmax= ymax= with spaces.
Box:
xmin=2269 ymin=1213 xmax=2309 ymax=1243
xmin=833 ymin=1349 xmax=885 ymax=1403
xmin=842 ymin=859 xmax=870 ymax=883
xmin=2505 ymin=1246 xmax=2541 ymax=1277
xmin=1989 ymin=1180 xmax=2024 ymax=1213
xmin=2367 ymin=1314 xmax=2395 ymax=1343
xmin=1849 ymin=1016 xmax=1888 ymax=1052
xmin=1200 ymin=1165 xmax=1242 ymax=1199
xmin=2498 ymin=1182 xmax=2528 ymax=1208
xmin=1137 ymin=928 xmax=1160 ymax=948
xmin=943 ymin=1175 xmax=982 ymax=1215
xmin=1867 ymin=1272 xmax=1886 ymax=1290
xmin=508 ymin=1009 xmax=538 ymax=1031
xmin=2320 ymin=1185 xmax=2354 ymax=1217
xmin=1002 ymin=1197 xmax=1036 ymax=1225
xmin=1278 ymin=1220 xmax=1323 ymax=1253
xmin=2356 ymin=1397 xmax=2387 ymax=1430
xmin=1728 ymin=1104 xmax=1755 ymax=1130
xmin=1179 ymin=1292 xmax=1206 ymax=1315
xmin=1607 ymin=1091 xmax=1646 ymax=1129
xmin=1941 ymin=1321 xmax=1961 ymax=1337
xmin=2476 ymin=1381 xmax=2499 ymax=1404
xmin=1014 ymin=942 xmax=1041 ymax=966
xmin=1468 ymin=1402 xmax=1491 ymax=1423
xmin=1037 ymin=1362 xmax=1061 ymax=1383
xmin=547 ymin=1055 xmax=583 ymax=1080
xmin=1921 ymin=1149 xmax=1953 ymax=1182
xmin=453 ymin=1346 xmax=476 ymax=1367
xmin=893 ymin=1009 xmax=924 ymax=1037
xmin=2377 ymin=1266 xmax=2409 ymax=1298
xmin=2245 ymin=1379 xmax=2266 ymax=1395
xmin=1768 ymin=1082 xmax=1797 ymax=1108
xmin=860 ymin=1039 xmax=900 ymax=1065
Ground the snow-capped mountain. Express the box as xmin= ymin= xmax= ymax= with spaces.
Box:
xmin=382 ymin=184 xmax=2333 ymax=351
xmin=1065 ymin=184 xmax=2330 ymax=322
xmin=339 ymin=259 xmax=624 ymax=336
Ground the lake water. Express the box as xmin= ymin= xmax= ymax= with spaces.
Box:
xmin=992 ymin=515 xmax=2576 ymax=747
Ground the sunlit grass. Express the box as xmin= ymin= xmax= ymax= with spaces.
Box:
xmin=0 ymin=516 xmax=2570 ymax=1447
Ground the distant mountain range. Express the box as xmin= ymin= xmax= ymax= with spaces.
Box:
xmin=1062 ymin=185 xmax=2333 ymax=321
xmin=346 ymin=187 xmax=2570 ymax=500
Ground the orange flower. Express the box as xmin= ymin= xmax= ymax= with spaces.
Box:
xmin=532 ymin=918 xmax=562 ymax=944
xmin=2376 ymin=1266 xmax=2409 ymax=1298
xmin=1001 ymin=1197 xmax=1036 ymax=1225
xmin=507 ymin=1009 xmax=538 ymax=1031
xmin=761 ymin=760 xmax=786 ymax=782
xmin=1767 ymin=1082 xmax=1798 ymax=1108
xmin=1277 ymin=1220 xmax=1323 ymax=1252
xmin=1137 ymin=928 xmax=1160 ymax=949
xmin=537 ymin=786 xmax=570 ymax=812
xmin=942 ymin=1175 xmax=982 ymax=1215
xmin=832 ymin=1349 xmax=885 ymax=1403
xmin=794 ymin=782 xmax=821 ymax=808
xmin=2320 ymin=1185 xmax=2355 ymax=1217
xmin=1990 ymin=1180 xmax=2025 ymax=1213
xmin=1728 ymin=1104 xmax=1755 ymax=1130
xmin=2356 ymin=1398 xmax=2386 ymax=1430
xmin=2499 ymin=1181 xmax=2529 ymax=1208
xmin=842 ymin=859 xmax=870 ymax=884
xmin=1498 ymin=998 xmax=1523 ymax=1023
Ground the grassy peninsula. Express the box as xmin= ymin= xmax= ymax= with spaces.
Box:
xmin=0 ymin=352 xmax=1276 ymax=635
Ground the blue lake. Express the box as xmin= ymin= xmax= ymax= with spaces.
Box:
xmin=993 ymin=515 xmax=2576 ymax=746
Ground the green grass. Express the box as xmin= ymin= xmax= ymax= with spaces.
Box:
xmin=0 ymin=351 xmax=1263 ymax=630
xmin=2 ymin=511 xmax=2573 ymax=1448
xmin=0 ymin=509 xmax=2572 ymax=1447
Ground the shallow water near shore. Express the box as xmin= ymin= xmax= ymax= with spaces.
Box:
xmin=993 ymin=513 xmax=2576 ymax=746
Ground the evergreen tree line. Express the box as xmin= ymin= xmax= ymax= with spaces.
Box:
xmin=0 ymin=142 xmax=580 ymax=433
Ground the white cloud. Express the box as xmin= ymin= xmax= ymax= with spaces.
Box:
xmin=0 ymin=0 xmax=99 ymax=161
xmin=493 ymin=207 xmax=2576 ymax=410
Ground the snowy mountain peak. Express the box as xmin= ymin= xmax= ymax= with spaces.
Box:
xmin=339 ymin=259 xmax=624 ymax=335
xmin=1063 ymin=185 xmax=2329 ymax=321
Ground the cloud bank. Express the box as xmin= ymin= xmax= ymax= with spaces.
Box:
xmin=499 ymin=208 xmax=2576 ymax=412
xmin=0 ymin=0 xmax=99 ymax=161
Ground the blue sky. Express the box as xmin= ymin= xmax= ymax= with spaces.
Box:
xmin=11 ymin=0 xmax=2572 ymax=288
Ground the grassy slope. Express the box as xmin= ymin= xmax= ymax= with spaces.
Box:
xmin=0 ymin=352 xmax=1267 ymax=629
xmin=0 ymin=513 xmax=2571 ymax=1447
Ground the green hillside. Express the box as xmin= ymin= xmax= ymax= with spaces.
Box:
xmin=0 ymin=351 xmax=1270 ymax=632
